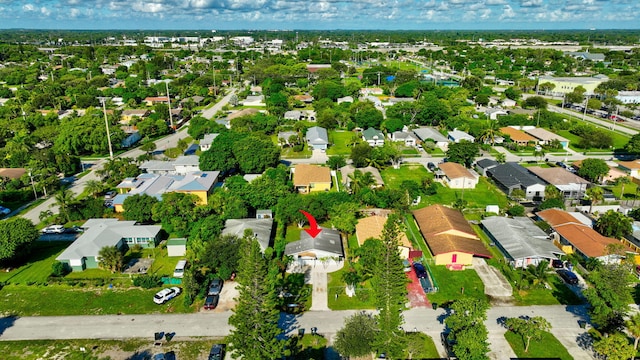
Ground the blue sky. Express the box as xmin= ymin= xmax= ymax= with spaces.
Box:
xmin=0 ymin=0 xmax=638 ymax=30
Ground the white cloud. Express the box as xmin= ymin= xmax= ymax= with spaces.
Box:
xmin=500 ymin=4 xmax=516 ymax=19
xmin=520 ymin=0 xmax=543 ymax=7
xmin=23 ymin=4 xmax=36 ymax=11
xmin=480 ymin=8 xmax=492 ymax=19
xmin=132 ymin=2 xmax=165 ymax=13
xmin=486 ymin=0 xmax=507 ymax=4
xmin=40 ymin=6 xmax=51 ymax=16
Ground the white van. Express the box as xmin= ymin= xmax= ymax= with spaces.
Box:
xmin=173 ymin=260 xmax=187 ymax=278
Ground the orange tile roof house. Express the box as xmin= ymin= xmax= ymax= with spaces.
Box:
xmin=292 ymin=164 xmax=331 ymax=193
xmin=537 ymin=208 xmax=634 ymax=262
xmin=500 ymin=127 xmax=537 ymax=146
xmin=413 ymin=204 xmax=491 ymax=268
xmin=144 ymin=96 xmax=169 ymax=106
xmin=0 ymin=168 xmax=27 ymax=180
xmin=355 ymin=215 xmax=412 ymax=259
xmin=438 ymin=162 xmax=478 ymax=189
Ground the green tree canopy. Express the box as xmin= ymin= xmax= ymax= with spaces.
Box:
xmin=0 ymin=217 xmax=39 ymax=264
xmin=584 ymin=263 xmax=633 ymax=333
xmin=446 ymin=141 xmax=480 ymax=167
xmin=333 ymin=312 xmax=377 ymax=359
xmin=595 ymin=209 xmax=632 ymax=239
xmin=578 ymin=158 xmax=609 ymax=183
xmin=123 ymin=193 xmax=159 ymax=224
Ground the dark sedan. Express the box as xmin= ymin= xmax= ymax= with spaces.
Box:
xmin=413 ymin=262 xmax=428 ymax=279
xmin=208 ymin=278 xmax=223 ymax=295
xmin=204 ymin=294 xmax=219 ymax=310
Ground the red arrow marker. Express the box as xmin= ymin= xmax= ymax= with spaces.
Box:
xmin=299 ymin=210 xmax=322 ymax=238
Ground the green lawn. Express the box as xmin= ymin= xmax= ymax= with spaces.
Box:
xmin=0 ymin=242 xmax=69 ymax=285
xmin=291 ymin=334 xmax=328 ymax=360
xmin=556 ymin=129 xmax=629 ymax=152
xmin=327 ymin=130 xmax=354 ymax=155
xmin=381 ymin=164 xmax=432 ymax=188
xmin=281 ymin=144 xmax=313 ymax=159
xmin=0 ymin=284 xmax=195 ymax=316
xmin=505 ymin=330 xmax=573 ymax=360
xmin=327 ymin=267 xmax=376 ymax=310
xmin=285 ymin=225 xmax=302 ymax=243
xmin=402 ymin=332 xmax=440 ymax=359
xmin=422 ymin=178 xmax=509 ymax=209
xmin=605 ymin=181 xmax=640 ymax=200
xmin=0 ymin=338 xmax=219 ymax=360
xmin=426 ymin=264 xmax=486 ymax=306
xmin=512 ymin=276 xmax=584 ymax=306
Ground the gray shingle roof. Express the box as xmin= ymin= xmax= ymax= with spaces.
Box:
xmin=284 ymin=228 xmax=343 ymax=257
xmin=222 ymin=218 xmax=274 ymax=251
xmin=413 ymin=127 xmax=449 ymax=143
xmin=487 ymin=162 xmax=544 ymax=188
xmin=481 ymin=216 xmax=562 ymax=262
xmin=306 ymin=126 xmax=329 ymax=145
xmin=476 ymin=158 xmax=498 ymax=170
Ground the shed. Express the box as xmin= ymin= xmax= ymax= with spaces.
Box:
xmin=167 ymin=238 xmax=187 ymax=257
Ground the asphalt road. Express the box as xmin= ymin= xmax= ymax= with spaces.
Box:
xmin=20 ymin=89 xmax=237 ymax=225
xmin=0 ymin=305 xmax=595 ymax=359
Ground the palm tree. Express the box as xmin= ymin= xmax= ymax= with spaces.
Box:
xmin=479 ymin=121 xmax=501 ymax=146
xmin=626 ymin=313 xmax=640 ymax=350
xmin=544 ymin=184 xmax=561 ymax=200
xmin=586 ymin=187 xmax=604 ymax=214
xmin=98 ymin=246 xmax=124 ymax=273
xmin=84 ymin=180 xmax=104 ymax=199
xmin=618 ymin=176 xmax=631 ymax=200
xmin=526 ymin=260 xmax=551 ymax=288
xmin=54 ymin=189 xmax=76 ymax=223
xmin=348 ymin=170 xmax=376 ymax=194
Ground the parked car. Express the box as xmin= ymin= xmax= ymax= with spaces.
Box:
xmin=551 ymin=259 xmax=564 ymax=269
xmin=413 ymin=262 xmax=428 ymax=279
xmin=427 ymin=162 xmax=436 ymax=171
xmin=556 ymin=269 xmax=579 ymax=285
xmin=441 ymin=331 xmax=458 ymax=360
xmin=173 ymin=260 xmax=187 ymax=278
xmin=204 ymin=294 xmax=220 ymax=310
xmin=208 ymin=344 xmax=224 ymax=360
xmin=153 ymin=287 xmax=182 ymax=305
xmin=42 ymin=225 xmax=65 ymax=234
xmin=104 ymin=191 xmax=117 ymax=199
xmin=0 ymin=206 xmax=10 ymax=215
xmin=208 ymin=278 xmax=223 ymax=295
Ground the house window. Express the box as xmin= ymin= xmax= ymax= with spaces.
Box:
xmin=123 ymin=237 xmax=134 ymax=244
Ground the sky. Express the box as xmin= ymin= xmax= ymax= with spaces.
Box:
xmin=0 ymin=0 xmax=639 ymax=30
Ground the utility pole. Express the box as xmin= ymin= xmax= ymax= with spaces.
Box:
xmin=165 ymin=81 xmax=174 ymax=130
xmin=100 ymin=98 xmax=114 ymax=160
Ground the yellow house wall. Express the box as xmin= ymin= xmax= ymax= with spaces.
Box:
xmin=434 ymin=252 xmax=473 ymax=266
xmin=177 ymin=190 xmax=209 ymax=205
xmin=546 ymin=79 xmax=603 ymax=95
xmin=114 ymin=204 xmax=125 ymax=213
xmin=309 ymin=181 xmax=331 ymax=192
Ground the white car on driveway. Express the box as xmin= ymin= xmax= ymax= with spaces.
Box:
xmin=153 ymin=287 xmax=182 ymax=305
xmin=42 ymin=225 xmax=65 ymax=234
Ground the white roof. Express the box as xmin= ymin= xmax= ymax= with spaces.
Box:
xmin=481 ymin=216 xmax=562 ymax=261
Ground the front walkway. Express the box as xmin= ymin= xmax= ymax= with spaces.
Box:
xmin=287 ymin=259 xmax=344 ymax=311
xmin=472 ymin=258 xmax=513 ymax=299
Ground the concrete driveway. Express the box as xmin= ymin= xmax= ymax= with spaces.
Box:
xmin=473 ymin=258 xmax=513 ymax=299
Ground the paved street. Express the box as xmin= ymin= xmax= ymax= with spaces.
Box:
xmin=0 ymin=305 xmax=595 ymax=359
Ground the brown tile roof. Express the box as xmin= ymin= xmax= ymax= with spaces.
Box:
xmin=537 ymin=208 xmax=582 ymax=227
xmin=500 ymin=127 xmax=537 ymax=142
xmin=428 ymin=233 xmax=492 ymax=258
xmin=554 ymin=223 xmax=626 ymax=258
xmin=293 ymin=164 xmax=331 ymax=186
xmin=619 ymin=160 xmax=640 ymax=170
xmin=413 ymin=205 xmax=491 ymax=258
xmin=0 ymin=168 xmax=26 ymax=179
xmin=413 ymin=204 xmax=475 ymax=238
xmin=439 ymin=162 xmax=474 ymax=180
xmin=527 ymin=167 xmax=589 ymax=186
xmin=355 ymin=215 xmax=411 ymax=248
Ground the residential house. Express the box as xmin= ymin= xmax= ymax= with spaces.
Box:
xmin=618 ymin=160 xmax=640 ymax=179
xmin=487 ymin=162 xmax=546 ymax=199
xmin=339 ymin=165 xmax=384 ymax=190
xmin=486 ymin=108 xmax=508 ymax=120
xmin=475 ymin=159 xmax=499 ymax=176
xmin=241 ymin=95 xmax=265 ymax=106
xmin=292 ymin=164 xmax=331 ymax=193
xmin=293 ymin=94 xmax=313 ymax=104
xmin=524 ymin=128 xmax=570 ymax=149
xmin=537 ymin=209 xmax=633 ymax=263
xmin=56 ymin=219 xmax=161 ymax=271
xmin=389 ymin=130 xmax=418 ymax=147
xmin=413 ymin=127 xmax=450 ymax=151
xmin=527 ymin=167 xmax=589 ymax=199
xmin=356 ymin=215 xmax=412 ymax=259
xmin=305 ymin=126 xmax=329 ymax=150
xmin=616 ymin=91 xmax=640 ymax=105
xmin=437 ymin=162 xmax=479 ymax=189
xmin=121 ymin=109 xmax=150 ymax=124
xmin=199 ymin=133 xmax=219 ymax=152
xmin=359 ymin=87 xmax=384 ymax=96
xmin=144 ymin=96 xmax=169 ymax=106
xmin=180 ymin=96 xmax=205 ymax=106
xmin=363 ymin=95 xmax=383 ymax=109
xmin=140 ymin=155 xmax=201 ymax=175
xmin=113 ymin=171 xmax=219 ymax=212
xmin=222 ymin=218 xmax=274 ymax=252
xmin=573 ymin=160 xmax=626 ymax=184
xmin=567 ymin=52 xmax=606 ymax=62
xmin=413 ymin=205 xmax=491 ymax=268
xmin=285 ymin=227 xmax=344 ymax=262
xmin=447 ymin=129 xmax=475 ymax=143
xmin=284 ymin=110 xmax=304 ymax=121
xmin=362 ymin=128 xmax=385 ymax=147
xmin=500 ymin=127 xmax=536 ymax=147
xmin=481 ymin=216 xmax=563 ymax=268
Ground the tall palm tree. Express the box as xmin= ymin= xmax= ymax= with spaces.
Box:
xmin=348 ymin=170 xmax=375 ymax=194
xmin=479 ymin=121 xmax=501 ymax=146
xmin=54 ymin=189 xmax=76 ymax=223
xmin=526 ymin=260 xmax=551 ymax=288
xmin=626 ymin=313 xmax=640 ymax=350
xmin=98 ymin=246 xmax=124 ymax=273
xmin=586 ymin=186 xmax=604 ymax=214
xmin=618 ymin=176 xmax=631 ymax=200
xmin=84 ymin=180 xmax=104 ymax=199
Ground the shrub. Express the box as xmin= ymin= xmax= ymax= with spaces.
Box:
xmin=507 ymin=205 xmax=525 ymax=217
xmin=51 ymin=261 xmax=71 ymax=277
xmin=133 ymin=274 xmax=162 ymax=289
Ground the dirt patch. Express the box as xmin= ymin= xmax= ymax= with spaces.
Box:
xmin=199 ymin=280 xmax=239 ymax=312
